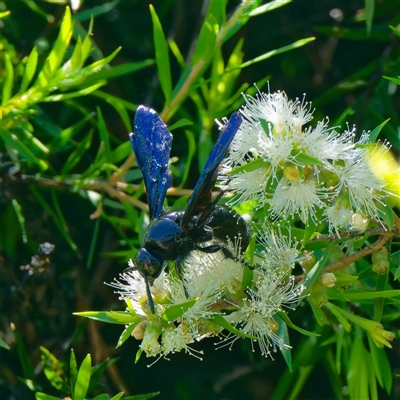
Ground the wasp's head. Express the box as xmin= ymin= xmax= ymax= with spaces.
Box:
xmin=134 ymin=248 xmax=163 ymax=283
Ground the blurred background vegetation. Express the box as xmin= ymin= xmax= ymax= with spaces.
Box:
xmin=0 ymin=0 xmax=399 ymax=399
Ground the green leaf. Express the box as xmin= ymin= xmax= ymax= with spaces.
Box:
xmin=36 ymin=7 xmax=73 ymax=88
xmin=74 ymin=311 xmax=140 ymax=324
xmin=333 ymin=272 xmax=359 ymax=286
xmin=376 ymin=201 xmax=394 ymax=230
xmin=73 ymin=0 xmax=121 ymax=21
xmin=11 ymin=199 xmax=27 ymax=243
xmin=324 ymin=302 xmax=352 ymax=332
xmin=40 ymin=346 xmax=67 ymax=392
xmin=61 ymin=129 xmax=93 ymax=174
xmin=43 ymin=82 xmax=106 ymax=102
xmin=367 ymin=335 xmax=392 ymax=394
xmin=83 ymin=60 xmax=154 ymax=87
xmin=0 ymin=337 xmax=10 ymax=350
xmin=97 ymin=107 xmax=111 ymax=163
xmin=394 ymin=265 xmax=400 ymax=281
xmin=168 ymin=119 xmax=193 ymax=131
xmin=149 ymin=4 xmax=172 ymax=105
xmin=293 ymin=152 xmax=324 ymax=166
xmin=229 ymin=157 xmax=266 ymax=174
xmin=92 ymin=395 xmax=111 ymax=400
xmin=87 ymin=219 xmax=101 ymax=269
xmin=249 ymin=0 xmax=292 ymax=16
xmin=15 ymin=330 xmax=34 ymax=380
xmin=389 ymin=25 xmax=400 ymax=37
xmin=88 ymin=358 xmax=118 ymax=394
xmin=240 ymin=37 xmax=315 ymax=69
xmin=116 ymin=323 xmax=137 ymax=348
xmin=192 ymin=14 xmax=218 ymax=65
xmin=121 ymin=392 xmax=160 ymax=400
xmin=302 ymin=214 xmax=318 ymax=245
xmin=161 ymin=299 xmax=198 ymax=321
xmin=67 ymin=35 xmax=83 ymax=71
xmin=277 ymin=312 xmax=320 ymax=337
xmin=1 ymin=130 xmax=48 ymax=170
xmin=2 ymin=51 xmax=14 ymax=105
xmin=348 ymin=334 xmax=370 ymax=400
xmin=211 ymin=314 xmax=258 ymax=340
xmin=29 ymin=187 xmax=81 ymax=256
xmin=73 ymin=354 xmax=91 ymax=400
xmin=335 ymin=325 xmax=345 ymax=374
xmin=367 ymin=118 xmax=390 ymax=143
xmin=301 ymin=243 xmax=334 ymax=296
xmin=365 ymin=0 xmax=375 ymax=36
xmin=275 ymin=315 xmax=292 ymax=371
xmin=69 ymin=349 xmax=78 ymax=396
xmin=308 ymin=297 xmax=329 ymax=326
xmin=35 ymin=393 xmax=61 ymax=400
xmin=327 ymin=289 xmax=400 ymax=301
xmin=80 ymin=16 xmax=94 ymax=62
xmin=20 ymin=46 xmax=38 ymax=92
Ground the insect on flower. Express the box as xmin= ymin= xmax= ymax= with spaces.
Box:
xmin=128 ymin=106 xmax=250 ymax=313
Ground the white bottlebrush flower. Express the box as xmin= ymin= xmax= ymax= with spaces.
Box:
xmin=298 ymin=120 xmax=356 ymax=164
xmin=270 ymin=177 xmax=326 ymax=222
xmin=160 ymin=325 xmax=203 ymax=360
xmin=331 ymin=150 xmax=385 ymax=220
xmin=256 ymin=225 xmax=303 ymax=271
xmin=243 ymin=91 xmax=314 ymax=135
xmin=107 ymin=268 xmax=149 ymax=316
xmin=325 ymin=200 xmax=354 ymax=236
xmin=224 ymin=268 xmax=304 ymax=357
xmin=225 ymin=168 xmax=269 ymax=207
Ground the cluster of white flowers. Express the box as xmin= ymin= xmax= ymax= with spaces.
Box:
xmin=110 ymin=90 xmax=392 ymax=364
xmin=223 ymin=89 xmax=390 ymax=235
xmin=110 ymin=227 xmax=305 ymax=363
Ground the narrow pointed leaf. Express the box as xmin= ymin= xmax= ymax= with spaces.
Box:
xmin=74 ymin=311 xmax=139 ymax=324
xmin=2 ymin=52 xmax=14 ymax=105
xmin=149 ymin=4 xmax=172 ymax=104
xmin=69 ymin=350 xmax=78 ymax=396
xmin=21 ymin=46 xmax=38 ymax=92
xmin=73 ymin=354 xmax=91 ymax=400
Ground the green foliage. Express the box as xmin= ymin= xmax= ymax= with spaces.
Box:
xmin=1 ymin=1 xmax=399 ymax=400
xmin=32 ymin=347 xmax=158 ymax=399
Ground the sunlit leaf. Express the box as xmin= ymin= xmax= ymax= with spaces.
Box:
xmin=73 ymin=354 xmax=91 ymax=400
xmin=2 ymin=52 xmax=14 ymax=105
xmin=20 ymin=46 xmax=38 ymax=92
xmin=74 ymin=311 xmax=140 ymax=324
xmin=149 ymin=4 xmax=172 ymax=105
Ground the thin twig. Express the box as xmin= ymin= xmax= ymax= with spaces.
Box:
xmin=323 ymin=229 xmax=398 ymax=272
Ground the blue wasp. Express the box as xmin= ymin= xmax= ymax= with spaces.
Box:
xmin=129 ymin=106 xmax=249 ymax=313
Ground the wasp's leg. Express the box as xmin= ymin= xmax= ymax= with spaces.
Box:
xmin=197 ymin=243 xmax=254 ymax=270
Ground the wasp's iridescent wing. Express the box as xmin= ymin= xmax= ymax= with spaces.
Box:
xmin=130 ymin=106 xmax=172 ymax=220
xmin=181 ymin=111 xmax=242 ymax=228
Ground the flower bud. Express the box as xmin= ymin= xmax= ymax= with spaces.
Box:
xmin=372 ymin=247 xmax=389 ymax=275
xmin=299 ymin=251 xmax=316 ymax=272
xmin=319 ymin=272 xmax=336 ymax=288
xmin=310 ymin=281 xmax=327 ymax=308
xmin=351 ymin=212 xmax=369 ymax=232
xmin=283 ymin=163 xmax=300 ymax=181
xmin=140 ymin=320 xmax=162 ymax=356
xmin=132 ymin=321 xmax=147 ymax=340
